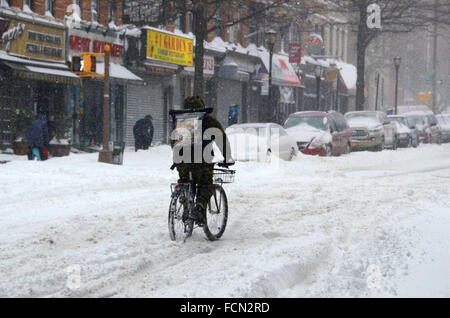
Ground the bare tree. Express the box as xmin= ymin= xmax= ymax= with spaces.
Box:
xmin=328 ymin=0 xmax=450 ymax=111
xmin=123 ymin=0 xmax=290 ymax=98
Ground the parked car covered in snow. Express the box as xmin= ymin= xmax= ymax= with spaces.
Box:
xmin=436 ymin=114 xmax=450 ymax=143
xmin=345 ymin=111 xmax=398 ymax=151
xmin=226 ymin=123 xmax=298 ymax=162
xmin=284 ymin=111 xmax=352 ymax=157
xmin=388 ymin=115 xmax=420 ymax=148
xmin=403 ymin=111 xmax=441 ymax=144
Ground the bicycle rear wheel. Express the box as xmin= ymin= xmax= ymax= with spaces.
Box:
xmin=168 ymin=190 xmax=193 ymax=242
xmin=203 ymin=185 xmax=228 ymax=241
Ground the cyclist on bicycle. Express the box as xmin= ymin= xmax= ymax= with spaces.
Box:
xmin=171 ymin=96 xmax=234 ymax=226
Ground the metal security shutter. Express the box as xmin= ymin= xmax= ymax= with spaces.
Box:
xmin=126 ymin=76 xmax=165 ymax=147
xmin=216 ymin=79 xmax=243 ymax=128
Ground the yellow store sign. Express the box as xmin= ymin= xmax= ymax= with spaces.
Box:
xmin=146 ymin=29 xmax=193 ymax=67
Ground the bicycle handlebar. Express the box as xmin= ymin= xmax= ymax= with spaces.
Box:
xmin=169 ymin=108 xmax=213 ymax=117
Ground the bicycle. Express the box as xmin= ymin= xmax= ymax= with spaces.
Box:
xmin=168 ymin=164 xmax=235 ymax=242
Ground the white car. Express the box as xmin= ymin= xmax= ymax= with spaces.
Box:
xmin=226 ymin=123 xmax=298 ymax=162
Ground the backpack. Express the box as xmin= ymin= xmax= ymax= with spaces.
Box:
xmin=171 ymin=109 xmax=213 ymax=164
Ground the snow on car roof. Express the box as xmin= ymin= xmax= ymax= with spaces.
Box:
xmin=403 ymin=111 xmax=434 ymax=116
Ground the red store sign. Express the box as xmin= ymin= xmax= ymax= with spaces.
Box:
xmin=70 ymin=35 xmax=124 ymax=58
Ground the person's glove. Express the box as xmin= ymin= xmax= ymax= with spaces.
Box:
xmin=218 ymin=160 xmax=235 ymax=168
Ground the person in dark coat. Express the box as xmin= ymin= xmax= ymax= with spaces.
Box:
xmin=133 ymin=115 xmax=154 ymax=152
xmin=26 ymin=114 xmax=49 ymax=161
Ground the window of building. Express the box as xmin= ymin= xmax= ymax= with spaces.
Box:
xmin=329 ymin=25 xmax=334 ymax=56
xmin=45 ymin=0 xmax=54 ymax=16
xmin=23 ymin=0 xmax=34 ymax=11
xmin=109 ymin=0 xmax=116 ymax=23
xmin=74 ymin=0 xmax=82 ymax=18
xmin=91 ymin=0 xmax=98 ymax=22
xmin=227 ymin=4 xmax=234 ymax=43
xmin=335 ymin=28 xmax=340 ymax=57
xmin=237 ymin=6 xmax=242 ymax=44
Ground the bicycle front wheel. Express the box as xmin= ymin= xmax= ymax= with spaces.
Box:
xmin=203 ymin=185 xmax=228 ymax=241
xmin=168 ymin=190 xmax=193 ymax=242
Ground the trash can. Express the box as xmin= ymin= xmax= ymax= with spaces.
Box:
xmin=112 ymin=142 xmax=125 ymax=165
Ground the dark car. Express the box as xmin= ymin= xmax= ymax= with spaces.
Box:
xmin=436 ymin=114 xmax=450 ymax=143
xmin=284 ymin=111 xmax=352 ymax=157
xmin=388 ymin=115 xmax=419 ymax=148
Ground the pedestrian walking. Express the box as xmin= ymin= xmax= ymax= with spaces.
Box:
xmin=25 ymin=114 xmax=49 ymax=161
xmin=133 ymin=115 xmax=154 ymax=152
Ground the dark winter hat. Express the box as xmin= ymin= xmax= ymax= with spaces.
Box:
xmin=183 ymin=96 xmax=205 ymax=110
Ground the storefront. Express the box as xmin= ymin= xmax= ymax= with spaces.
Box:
xmin=215 ymin=51 xmax=260 ymax=127
xmin=0 ymin=9 xmax=80 ymax=151
xmin=67 ymin=24 xmax=142 ymax=150
xmin=124 ymin=27 xmax=193 ymax=146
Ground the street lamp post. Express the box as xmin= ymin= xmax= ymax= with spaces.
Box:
xmin=265 ymin=29 xmax=277 ymax=123
xmin=315 ymin=65 xmax=323 ymax=111
xmin=393 ymin=56 xmax=402 ymax=115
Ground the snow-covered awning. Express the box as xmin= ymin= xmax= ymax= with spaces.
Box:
xmin=96 ymin=63 xmax=143 ymax=82
xmin=257 ymin=52 xmax=301 ymax=87
xmin=1 ymin=59 xmax=81 ymax=85
xmin=329 ymin=59 xmax=357 ymax=96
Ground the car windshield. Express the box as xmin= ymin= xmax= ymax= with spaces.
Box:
xmin=345 ymin=113 xmax=378 ymax=121
xmin=389 ymin=117 xmax=406 ymax=126
xmin=284 ymin=116 xmax=326 ymax=131
xmin=437 ymin=116 xmax=450 ymax=126
xmin=408 ymin=116 xmax=425 ymax=126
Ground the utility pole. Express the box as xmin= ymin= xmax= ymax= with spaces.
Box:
xmin=432 ymin=0 xmax=438 ymax=114
xmin=375 ymin=72 xmax=380 ymax=111
xmin=99 ymin=45 xmax=112 ymax=164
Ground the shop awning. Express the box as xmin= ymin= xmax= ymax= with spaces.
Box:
xmin=257 ymin=52 xmax=301 ymax=87
xmin=2 ymin=61 xmax=81 ymax=86
xmin=326 ymin=59 xmax=357 ymax=96
xmin=96 ymin=63 xmax=143 ymax=83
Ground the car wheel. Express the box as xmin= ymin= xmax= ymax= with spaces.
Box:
xmin=345 ymin=143 xmax=352 ymax=154
xmin=376 ymin=137 xmax=385 ymax=152
xmin=288 ymin=148 xmax=296 ymax=161
xmin=392 ymin=137 xmax=398 ymax=150
xmin=266 ymin=149 xmax=272 ymax=163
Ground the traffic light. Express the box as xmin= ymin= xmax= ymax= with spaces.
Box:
xmin=83 ymin=55 xmax=96 ymax=73
xmin=71 ymin=54 xmax=102 ymax=77
xmin=71 ymin=56 xmax=82 ymax=73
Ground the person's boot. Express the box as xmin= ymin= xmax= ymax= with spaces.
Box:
xmin=192 ymin=204 xmax=206 ymax=227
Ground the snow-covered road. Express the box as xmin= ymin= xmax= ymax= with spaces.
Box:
xmin=0 ymin=145 xmax=449 ymax=298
